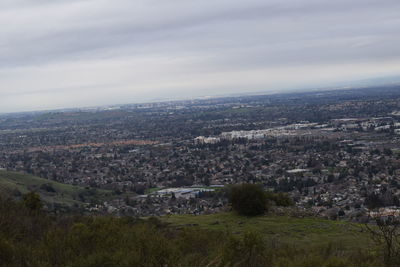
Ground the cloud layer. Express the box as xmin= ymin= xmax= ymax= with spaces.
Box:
xmin=1 ymin=0 xmax=400 ymax=112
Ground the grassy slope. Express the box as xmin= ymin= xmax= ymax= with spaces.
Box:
xmin=162 ymin=212 xmax=372 ymax=251
xmin=0 ymin=170 xmax=373 ymax=252
xmin=0 ymin=170 xmax=112 ymax=206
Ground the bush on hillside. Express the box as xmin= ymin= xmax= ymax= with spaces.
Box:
xmin=265 ymin=192 xmax=294 ymax=207
xmin=229 ymin=184 xmax=268 ymax=216
xmin=22 ymin=191 xmax=43 ymax=212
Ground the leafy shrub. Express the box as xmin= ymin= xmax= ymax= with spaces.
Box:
xmin=219 ymin=231 xmax=270 ymax=266
xmin=229 ymin=183 xmax=268 ymax=216
xmin=265 ymin=192 xmax=295 ymax=207
xmin=40 ymin=183 xmax=56 ymax=193
xmin=0 ymin=238 xmax=14 ymax=265
xmin=22 ymin=191 xmax=43 ymax=211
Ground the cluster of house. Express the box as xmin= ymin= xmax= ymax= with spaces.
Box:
xmin=90 ymin=187 xmax=227 ymax=216
xmin=3 ymin=114 xmax=400 ymax=219
xmin=2 ymin=92 xmax=400 ymax=218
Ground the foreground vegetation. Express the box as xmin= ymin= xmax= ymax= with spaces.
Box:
xmin=162 ymin=212 xmax=371 ymax=250
xmin=0 ymin=194 xmax=391 ymax=267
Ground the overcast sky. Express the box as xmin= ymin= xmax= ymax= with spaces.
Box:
xmin=1 ymin=0 xmax=400 ymax=113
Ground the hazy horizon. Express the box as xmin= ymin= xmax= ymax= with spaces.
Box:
xmin=1 ymin=0 xmax=400 ymax=113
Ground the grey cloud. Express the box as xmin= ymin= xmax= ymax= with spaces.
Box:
xmin=1 ymin=1 xmax=398 ymax=63
xmin=0 ymin=0 xmax=400 ymax=113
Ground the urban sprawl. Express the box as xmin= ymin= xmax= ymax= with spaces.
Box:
xmin=2 ymin=86 xmax=400 ymax=220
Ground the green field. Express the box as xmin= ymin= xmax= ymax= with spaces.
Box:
xmin=0 ymin=170 xmax=113 ymax=207
xmin=162 ymin=212 xmax=372 ymax=251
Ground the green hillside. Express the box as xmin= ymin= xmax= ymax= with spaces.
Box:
xmin=162 ymin=212 xmax=372 ymax=251
xmin=0 ymin=170 xmax=113 ymax=207
xmin=0 ymin=189 xmax=386 ymax=266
